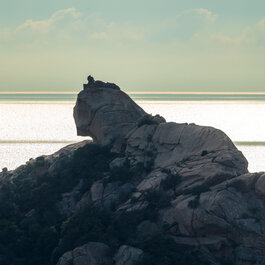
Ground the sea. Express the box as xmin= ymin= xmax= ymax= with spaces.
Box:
xmin=0 ymin=92 xmax=264 ymax=173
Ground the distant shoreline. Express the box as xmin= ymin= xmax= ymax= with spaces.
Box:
xmin=0 ymin=139 xmax=264 ymax=146
xmin=1 ymin=91 xmax=265 ymax=95
xmin=1 ymin=92 xmax=265 ymax=101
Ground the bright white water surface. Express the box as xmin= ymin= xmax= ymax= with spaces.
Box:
xmin=0 ymin=101 xmax=264 ymax=172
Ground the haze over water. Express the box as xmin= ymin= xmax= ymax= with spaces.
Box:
xmin=0 ymin=93 xmax=264 ymax=173
xmin=1 ymin=1 xmax=265 ymax=172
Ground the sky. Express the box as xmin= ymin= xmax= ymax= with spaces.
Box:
xmin=0 ymin=0 xmax=265 ymax=92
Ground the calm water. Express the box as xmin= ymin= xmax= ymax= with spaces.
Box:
xmin=0 ymin=97 xmax=264 ymax=172
xmin=1 ymin=93 xmax=265 ymax=101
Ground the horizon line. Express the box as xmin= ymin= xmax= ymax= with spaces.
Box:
xmin=1 ymin=91 xmax=265 ymax=95
xmin=0 ymin=140 xmax=265 ymax=145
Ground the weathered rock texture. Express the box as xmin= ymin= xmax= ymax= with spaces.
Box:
xmin=71 ymin=77 xmax=265 ymax=264
xmin=74 ymin=76 xmax=248 ymax=198
xmin=57 ymin=242 xmax=112 ymax=265
xmin=1 ymin=77 xmax=264 ymax=265
xmin=114 ymin=245 xmax=143 ymax=265
xmin=74 ymin=76 xmax=146 ymax=145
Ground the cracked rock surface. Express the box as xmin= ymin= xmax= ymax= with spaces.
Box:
xmin=70 ymin=77 xmax=265 ymax=264
xmin=1 ymin=77 xmax=264 ymax=265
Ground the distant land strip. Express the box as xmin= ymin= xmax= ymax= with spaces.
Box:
xmin=0 ymin=140 xmax=265 ymax=146
xmin=1 ymin=91 xmax=265 ymax=95
xmin=0 ymin=140 xmax=76 ymax=144
xmin=130 ymin=92 xmax=265 ymax=95
xmin=234 ymin=141 xmax=265 ymax=146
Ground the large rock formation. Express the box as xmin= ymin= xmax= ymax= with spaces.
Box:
xmin=74 ymin=76 xmax=146 ymax=145
xmin=1 ymin=76 xmax=264 ymax=265
xmin=74 ymin=76 xmax=248 ymax=192
xmin=71 ymin=77 xmax=265 ymax=264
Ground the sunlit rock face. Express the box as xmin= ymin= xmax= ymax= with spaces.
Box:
xmin=2 ymin=77 xmax=265 ymax=265
xmin=73 ymin=76 xmax=146 ymax=145
xmin=70 ymin=78 xmax=261 ymax=264
xmin=74 ymin=76 xmax=248 ymax=178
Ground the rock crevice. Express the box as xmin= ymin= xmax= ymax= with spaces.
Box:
xmin=72 ymin=77 xmax=264 ymax=264
xmin=1 ymin=76 xmax=264 ymax=265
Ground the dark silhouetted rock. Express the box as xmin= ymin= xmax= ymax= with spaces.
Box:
xmin=57 ymin=242 xmax=113 ymax=265
xmin=83 ymin=75 xmax=120 ymax=90
xmin=114 ymin=245 xmax=143 ymax=265
xmin=2 ymin=77 xmax=265 ymax=265
xmin=74 ymin=76 xmax=146 ymax=145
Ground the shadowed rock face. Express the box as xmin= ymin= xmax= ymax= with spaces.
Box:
xmin=70 ymin=77 xmax=262 ymax=264
xmin=2 ymin=77 xmax=262 ymax=265
xmin=74 ymin=76 xmax=146 ymax=145
xmin=74 ymin=76 xmax=248 ymax=178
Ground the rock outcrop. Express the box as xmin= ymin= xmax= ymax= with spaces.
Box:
xmin=114 ymin=245 xmax=143 ymax=265
xmin=74 ymin=76 xmax=248 ymax=194
xmin=57 ymin=242 xmax=112 ymax=265
xmin=74 ymin=76 xmax=146 ymax=145
xmin=71 ymin=77 xmax=265 ymax=264
xmin=56 ymin=243 xmax=143 ymax=265
xmin=1 ymin=76 xmax=264 ymax=265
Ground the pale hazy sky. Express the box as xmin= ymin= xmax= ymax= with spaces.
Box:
xmin=0 ymin=0 xmax=265 ymax=92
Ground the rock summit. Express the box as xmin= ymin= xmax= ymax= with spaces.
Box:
xmin=1 ymin=76 xmax=265 ymax=265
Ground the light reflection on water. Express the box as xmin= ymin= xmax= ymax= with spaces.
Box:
xmin=0 ymin=101 xmax=264 ymax=172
